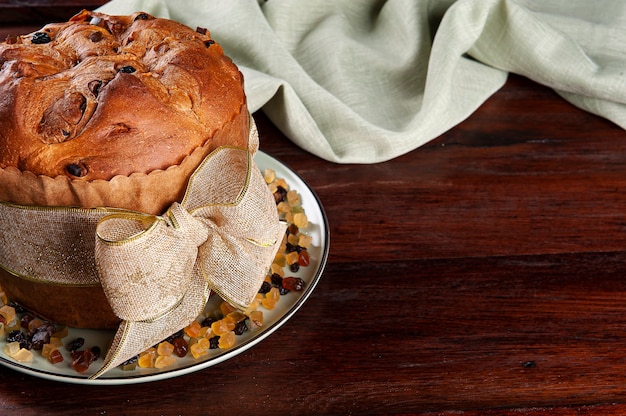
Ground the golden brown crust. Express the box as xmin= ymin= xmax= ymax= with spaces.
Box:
xmin=0 ymin=10 xmax=247 ymax=181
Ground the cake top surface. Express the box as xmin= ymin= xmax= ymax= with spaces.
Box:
xmin=0 ymin=10 xmax=246 ymax=181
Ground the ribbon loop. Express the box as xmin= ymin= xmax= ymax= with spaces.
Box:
xmin=95 ymin=209 xmax=200 ymax=322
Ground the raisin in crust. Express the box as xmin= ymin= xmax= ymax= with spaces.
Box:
xmin=0 ymin=10 xmax=247 ymax=181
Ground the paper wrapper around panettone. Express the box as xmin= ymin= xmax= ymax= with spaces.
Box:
xmin=0 ymin=111 xmax=287 ymax=377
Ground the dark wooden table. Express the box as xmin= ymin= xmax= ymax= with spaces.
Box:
xmin=3 ymin=3 xmax=626 ymax=415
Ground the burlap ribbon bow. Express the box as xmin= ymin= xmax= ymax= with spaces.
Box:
xmin=0 ymin=135 xmax=286 ymax=378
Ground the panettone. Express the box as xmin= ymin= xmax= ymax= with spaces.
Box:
xmin=0 ymin=10 xmax=251 ymax=329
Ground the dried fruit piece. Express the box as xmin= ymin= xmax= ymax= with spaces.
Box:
xmin=31 ymin=32 xmax=51 ymax=44
xmin=13 ymin=348 xmax=34 ymax=363
xmin=211 ymin=318 xmax=232 ymax=336
xmin=293 ymin=212 xmax=308 ymax=228
xmin=298 ymin=250 xmax=311 ymax=267
xmin=155 ymin=355 xmax=176 ymax=368
xmin=190 ymin=342 xmax=208 ymax=359
xmin=263 ymin=168 xmax=276 ymax=184
xmin=157 ymin=341 xmax=174 ymax=357
xmin=120 ymin=356 xmax=138 ymax=371
xmin=73 ymin=349 xmax=96 ymax=372
xmin=48 ymin=348 xmax=64 ymax=364
xmin=184 ymin=320 xmax=202 ymax=338
xmin=41 ymin=343 xmax=56 ymax=359
xmin=285 ymin=251 xmax=299 ymax=266
xmin=218 ymin=331 xmax=236 ymax=349
xmin=282 ymin=277 xmax=306 ymax=292
xmin=171 ymin=337 xmax=188 ymax=358
xmin=4 ymin=341 xmax=20 ymax=357
xmin=248 ymin=311 xmax=264 ymax=329
xmin=138 ymin=348 xmax=157 ymax=368
xmin=66 ymin=337 xmax=84 ymax=352
xmin=0 ymin=305 xmax=16 ymax=324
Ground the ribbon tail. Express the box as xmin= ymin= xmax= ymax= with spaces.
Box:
xmin=90 ymin=268 xmax=210 ymax=379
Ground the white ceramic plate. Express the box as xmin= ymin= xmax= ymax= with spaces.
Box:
xmin=0 ymin=151 xmax=329 ymax=385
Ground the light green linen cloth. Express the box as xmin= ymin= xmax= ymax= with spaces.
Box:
xmin=96 ymin=0 xmax=626 ymax=163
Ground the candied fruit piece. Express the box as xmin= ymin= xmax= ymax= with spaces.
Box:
xmin=121 ymin=362 xmax=137 ymax=371
xmin=4 ymin=320 xmax=19 ymax=333
xmin=42 ymin=343 xmax=56 ymax=359
xmin=220 ymin=301 xmax=237 ymax=316
xmin=271 ymin=263 xmax=285 ymax=276
xmin=190 ymin=342 xmax=208 ymax=359
xmin=293 ymin=212 xmax=308 ymax=228
xmin=0 ymin=290 xmax=7 ymax=306
xmin=91 ymin=346 xmax=101 ymax=360
xmin=264 ymin=168 xmax=276 ymax=184
xmin=120 ymin=356 xmax=138 ymax=371
xmin=227 ymin=310 xmax=246 ymax=323
xmin=48 ymin=337 xmax=64 ymax=348
xmin=277 ymin=201 xmax=291 ymax=214
xmin=27 ymin=317 xmax=45 ymax=333
xmin=261 ymin=297 xmax=278 ymax=310
xmin=285 ymin=251 xmax=299 ymax=266
xmin=275 ymin=178 xmax=289 ymax=191
xmin=282 ymin=277 xmax=306 ymax=291
xmin=48 ymin=348 xmax=64 ymax=364
xmin=13 ymin=348 xmax=34 ymax=363
xmin=138 ymin=348 xmax=157 ymax=368
xmin=218 ymin=331 xmax=236 ymax=349
xmin=72 ymin=349 xmax=96 ymax=373
xmin=0 ymin=322 xmax=4 ymax=337
xmin=157 ymin=341 xmax=174 ymax=357
xmin=155 ymin=355 xmax=177 ymax=369
xmin=287 ymin=234 xmax=299 ymax=247
xmin=211 ymin=318 xmax=233 ymax=336
xmin=137 ymin=352 xmax=156 ymax=368
xmin=0 ymin=305 xmax=16 ymax=324
xmin=248 ymin=311 xmax=264 ymax=329
xmin=198 ymin=326 xmax=211 ymax=338
xmin=197 ymin=337 xmax=211 ymax=350
xmin=4 ymin=341 xmax=20 ymax=357
xmin=184 ymin=320 xmax=202 ymax=338
xmin=286 ymin=190 xmax=300 ymax=206
xmin=266 ymin=287 xmax=281 ymax=301
xmin=298 ymin=250 xmax=311 ymax=267
xmin=298 ymin=234 xmax=313 ymax=248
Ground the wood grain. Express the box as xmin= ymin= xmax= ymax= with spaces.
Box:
xmin=2 ymin=4 xmax=626 ymax=415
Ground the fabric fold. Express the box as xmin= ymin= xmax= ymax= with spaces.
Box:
xmin=97 ymin=0 xmax=626 ymax=164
